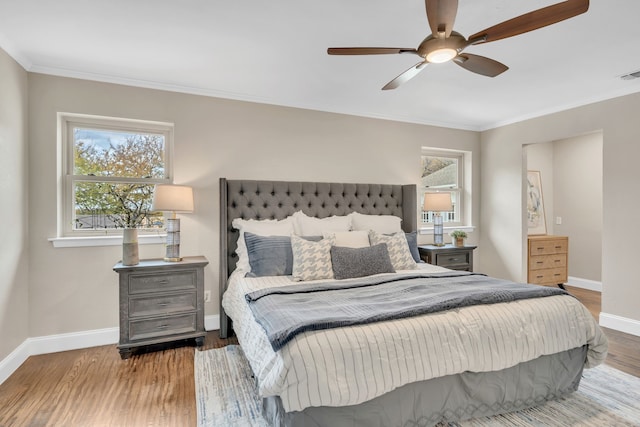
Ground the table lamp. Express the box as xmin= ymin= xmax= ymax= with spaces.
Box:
xmin=423 ymin=192 xmax=452 ymax=247
xmin=151 ymin=184 xmax=194 ymax=261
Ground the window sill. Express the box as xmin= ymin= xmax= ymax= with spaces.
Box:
xmin=49 ymin=234 xmax=166 ymax=248
xmin=418 ymin=225 xmax=475 ymax=235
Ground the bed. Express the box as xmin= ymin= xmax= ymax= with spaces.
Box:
xmin=218 ymin=178 xmax=608 ymax=427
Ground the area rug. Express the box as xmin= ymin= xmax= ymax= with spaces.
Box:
xmin=195 ymin=345 xmax=640 ymax=427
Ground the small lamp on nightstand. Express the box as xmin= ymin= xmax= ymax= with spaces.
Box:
xmin=423 ymin=192 xmax=452 ymax=247
xmin=151 ymin=184 xmax=194 ymax=262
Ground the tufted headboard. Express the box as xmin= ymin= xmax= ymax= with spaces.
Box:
xmin=218 ymin=178 xmax=417 ymax=338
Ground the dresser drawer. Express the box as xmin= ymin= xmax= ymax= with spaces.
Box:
xmin=129 ymin=313 xmax=197 ymax=341
xmin=128 ymin=271 xmax=197 ymax=294
xmin=129 ymin=292 xmax=197 ymax=318
xmin=528 ymin=254 xmax=567 ymax=271
xmin=528 ymin=267 xmax=567 ymax=285
xmin=528 ymin=239 xmax=568 ymax=256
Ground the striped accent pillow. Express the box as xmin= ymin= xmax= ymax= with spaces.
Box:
xmin=369 ymin=230 xmax=417 ymax=270
xmin=291 ymin=235 xmax=335 ymax=281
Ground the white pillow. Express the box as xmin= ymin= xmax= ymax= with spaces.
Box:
xmin=231 ymin=217 xmax=294 ymax=273
xmin=292 ymin=211 xmax=351 ymax=236
xmin=323 ymin=230 xmax=370 ymax=248
xmin=368 ymin=230 xmax=417 ymax=270
xmin=349 ymin=212 xmax=402 ymax=234
xmin=291 ymin=234 xmax=336 ymax=281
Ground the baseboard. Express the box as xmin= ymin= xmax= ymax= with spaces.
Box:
xmin=0 ymin=314 xmax=222 ymax=386
xmin=600 ymin=312 xmax=640 ymax=337
xmin=566 ymin=276 xmax=602 ymax=292
xmin=205 ymin=314 xmax=220 ymax=332
xmin=0 ymin=340 xmax=31 ymax=385
xmin=27 ymin=327 xmax=119 ymax=356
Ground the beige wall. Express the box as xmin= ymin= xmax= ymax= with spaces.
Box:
xmin=480 ymin=92 xmax=640 ymax=325
xmin=27 ymin=73 xmax=480 ymax=337
xmin=552 ymin=133 xmax=603 ymax=282
xmin=0 ymin=48 xmax=29 ymax=360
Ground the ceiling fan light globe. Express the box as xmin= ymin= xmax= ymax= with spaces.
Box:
xmin=426 ymin=48 xmax=457 ymax=63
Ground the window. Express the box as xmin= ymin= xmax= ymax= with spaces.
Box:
xmin=59 ymin=114 xmax=173 ymax=237
xmin=420 ymin=149 xmax=465 ymax=227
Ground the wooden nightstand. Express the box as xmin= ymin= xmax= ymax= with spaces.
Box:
xmin=418 ymin=245 xmax=477 ymax=271
xmin=113 ymin=256 xmax=208 ymax=359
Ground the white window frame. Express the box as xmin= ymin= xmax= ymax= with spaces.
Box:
xmin=53 ymin=113 xmax=174 ymax=246
xmin=420 ymin=148 xmax=469 ymax=230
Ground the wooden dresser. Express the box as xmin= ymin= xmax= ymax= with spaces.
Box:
xmin=527 ymin=235 xmax=568 ymax=288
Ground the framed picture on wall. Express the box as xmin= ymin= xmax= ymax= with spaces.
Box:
xmin=527 ymin=170 xmax=547 ymax=235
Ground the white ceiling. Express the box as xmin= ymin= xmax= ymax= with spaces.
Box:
xmin=2 ymin=0 xmax=640 ymax=130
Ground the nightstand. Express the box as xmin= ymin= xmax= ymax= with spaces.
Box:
xmin=418 ymin=245 xmax=477 ymax=271
xmin=113 ymin=256 xmax=208 ymax=359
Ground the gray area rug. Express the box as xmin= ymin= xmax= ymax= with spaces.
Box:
xmin=195 ymin=345 xmax=640 ymax=427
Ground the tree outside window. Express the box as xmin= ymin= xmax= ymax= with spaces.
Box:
xmin=61 ymin=115 xmax=173 ymax=235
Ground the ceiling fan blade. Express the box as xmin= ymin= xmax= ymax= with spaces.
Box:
xmin=327 ymin=48 xmax=418 ymax=55
xmin=425 ymin=0 xmax=458 ymax=38
xmin=468 ymin=0 xmax=589 ymax=45
xmin=453 ymin=54 xmax=508 ymax=77
xmin=382 ymin=61 xmax=428 ymax=90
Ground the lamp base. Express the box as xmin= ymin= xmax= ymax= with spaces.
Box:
xmin=164 ymin=218 xmax=182 ymax=262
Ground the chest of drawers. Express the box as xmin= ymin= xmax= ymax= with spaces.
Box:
xmin=527 ymin=235 xmax=568 ymax=288
xmin=113 ymin=256 xmax=208 ymax=359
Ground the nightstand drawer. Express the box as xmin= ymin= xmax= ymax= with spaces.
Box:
xmin=529 ymin=254 xmax=567 ymax=271
xmin=528 ymin=267 xmax=567 ymax=285
xmin=129 ymin=313 xmax=197 ymax=341
xmin=129 ymin=292 xmax=197 ymax=318
xmin=528 ymin=240 xmax=568 ymax=256
xmin=129 ymin=271 xmax=197 ymax=294
xmin=434 ymin=252 xmax=471 ymax=269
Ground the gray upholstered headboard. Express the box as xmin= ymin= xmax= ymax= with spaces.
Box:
xmin=218 ymin=178 xmax=417 ymax=338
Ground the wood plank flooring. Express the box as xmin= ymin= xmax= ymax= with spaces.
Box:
xmin=0 ymin=287 xmax=638 ymax=427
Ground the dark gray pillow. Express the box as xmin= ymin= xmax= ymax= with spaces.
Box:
xmin=405 ymin=231 xmax=421 ymax=263
xmin=244 ymin=233 xmax=322 ymax=277
xmin=330 ymin=243 xmax=395 ymax=280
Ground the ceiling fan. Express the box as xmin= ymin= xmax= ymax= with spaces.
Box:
xmin=327 ymin=0 xmax=589 ymax=90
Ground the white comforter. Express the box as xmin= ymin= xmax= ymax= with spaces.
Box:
xmin=221 ymin=265 xmax=608 ymax=412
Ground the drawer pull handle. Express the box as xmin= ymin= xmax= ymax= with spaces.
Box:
xmin=536 ymin=275 xmax=543 ymax=279
xmin=554 ymin=273 xmax=561 ymax=276
xmin=555 ymin=246 xmax=562 ymax=249
xmin=158 ymin=324 xmax=169 ymax=329
xmin=537 ymin=247 xmax=544 ymax=250
xmin=554 ymin=260 xmax=561 ymax=263
xmin=448 ymin=257 xmax=457 ymax=261
xmin=536 ymin=261 xmax=543 ymax=264
xmin=157 ymin=302 xmax=170 ymax=306
xmin=158 ymin=280 xmax=169 ymax=284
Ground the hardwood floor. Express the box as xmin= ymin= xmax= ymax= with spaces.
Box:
xmin=0 ymin=288 xmax=638 ymax=426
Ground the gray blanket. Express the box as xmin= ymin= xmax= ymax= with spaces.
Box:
xmin=245 ymin=272 xmax=568 ymax=351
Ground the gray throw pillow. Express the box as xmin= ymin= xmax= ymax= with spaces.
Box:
xmin=245 ymin=233 xmax=322 ymax=277
xmin=244 ymin=233 xmax=292 ymax=277
xmin=330 ymin=243 xmax=395 ymax=280
xmin=404 ymin=231 xmax=421 ymax=263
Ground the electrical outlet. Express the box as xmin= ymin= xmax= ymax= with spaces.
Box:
xmin=204 ymin=290 xmax=211 ymax=303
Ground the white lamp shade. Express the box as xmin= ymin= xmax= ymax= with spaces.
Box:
xmin=151 ymin=184 xmax=194 ymax=213
xmin=423 ymin=192 xmax=452 ymax=212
